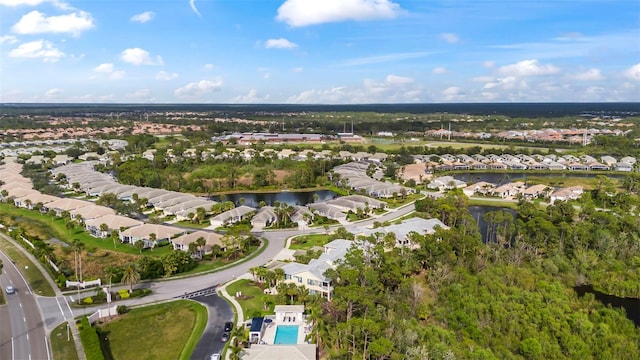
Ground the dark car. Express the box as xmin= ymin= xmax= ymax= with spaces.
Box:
xmin=221 ymin=332 xmax=229 ymax=342
xmin=224 ymin=322 xmax=233 ymax=332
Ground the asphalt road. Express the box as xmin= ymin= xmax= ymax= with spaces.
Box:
xmin=188 ymin=288 xmax=234 ymax=360
xmin=0 ymin=250 xmax=50 ymax=360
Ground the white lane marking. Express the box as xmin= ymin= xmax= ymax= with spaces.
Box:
xmin=26 ymin=333 xmax=29 ymax=341
xmin=55 ymin=297 xmax=68 ymax=320
xmin=19 ymin=303 xmax=22 ymax=308
xmin=7 ymin=259 xmax=32 ymax=294
xmin=11 ymin=336 xmax=14 ymax=360
xmin=23 ymin=317 xmax=26 ymax=323
xmin=64 ymin=297 xmax=74 ymax=317
xmin=45 ymin=335 xmax=51 ymax=360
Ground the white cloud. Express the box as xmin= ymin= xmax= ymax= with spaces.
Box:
xmin=265 ymin=38 xmax=298 ymax=49
xmin=0 ymin=0 xmax=71 ymax=9
xmin=9 ymin=39 xmax=64 ymax=62
xmin=11 ymin=10 xmax=94 ymax=36
xmin=93 ymin=63 xmax=114 ymax=73
xmin=569 ymin=68 xmax=604 ymax=81
xmin=189 ymin=0 xmax=201 ymax=17
xmin=292 ymin=67 xmax=304 ymax=73
xmin=45 ymin=88 xmax=63 ymax=98
xmin=203 ymin=63 xmax=214 ymax=71
xmin=131 ymin=11 xmax=155 ymax=23
xmin=483 ymin=60 xmax=495 ymax=68
xmin=432 ymin=67 xmax=447 ymax=74
xmin=623 ymin=63 xmax=640 ymax=81
xmin=286 ymin=74 xmax=423 ymax=104
xmin=121 ymin=48 xmax=163 ymax=66
xmin=174 ymin=79 xmax=223 ymax=98
xmin=127 ymin=89 xmax=151 ymax=99
xmin=498 ymin=59 xmax=559 ymax=77
xmin=337 ymin=51 xmax=434 ymax=67
xmin=231 ymin=89 xmax=271 ymax=103
xmin=440 ymin=33 xmax=459 ymax=44
xmin=92 ymin=63 xmax=124 ymax=80
xmin=472 ymin=76 xmax=494 ymax=83
xmin=0 ymin=35 xmax=18 ymax=44
xmin=276 ymin=0 xmax=402 ymax=27
xmin=442 ymin=87 xmax=464 ymax=101
xmin=385 ymin=74 xmax=413 ymax=84
xmin=156 ymin=70 xmax=178 ymax=80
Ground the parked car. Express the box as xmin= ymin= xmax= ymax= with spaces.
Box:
xmin=224 ymin=321 xmax=233 ymax=332
xmin=5 ymin=285 xmax=15 ymax=294
xmin=221 ymin=332 xmax=229 ymax=342
xmin=210 ymin=354 xmax=220 ymax=360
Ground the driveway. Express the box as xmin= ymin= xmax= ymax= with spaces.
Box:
xmin=188 ymin=289 xmax=234 ymax=360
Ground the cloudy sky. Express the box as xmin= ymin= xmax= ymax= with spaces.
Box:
xmin=1 ymin=0 xmax=639 ymax=103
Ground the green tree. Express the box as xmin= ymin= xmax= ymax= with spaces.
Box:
xmin=121 ymin=264 xmax=140 ymax=293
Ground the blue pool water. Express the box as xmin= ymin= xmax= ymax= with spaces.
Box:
xmin=274 ymin=325 xmax=299 ymax=344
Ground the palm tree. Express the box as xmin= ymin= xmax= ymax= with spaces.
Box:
xmin=99 ymin=223 xmax=109 ymax=238
xmin=72 ymin=240 xmax=85 ymax=304
xmin=121 ymin=264 xmax=140 ymax=293
xmin=195 ymin=236 xmax=206 ymax=257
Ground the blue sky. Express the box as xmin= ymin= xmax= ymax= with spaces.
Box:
xmin=1 ymin=0 xmax=639 ymax=103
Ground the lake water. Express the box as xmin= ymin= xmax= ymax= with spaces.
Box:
xmin=453 ymin=172 xmax=626 ymax=186
xmin=468 ymin=205 xmax=517 ymax=244
xmin=210 ymin=190 xmax=338 ymax=207
xmin=575 ymin=285 xmax=640 ymax=327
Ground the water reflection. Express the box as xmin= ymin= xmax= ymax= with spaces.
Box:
xmin=210 ymin=190 xmax=338 ymax=207
xmin=575 ymin=285 xmax=640 ymax=327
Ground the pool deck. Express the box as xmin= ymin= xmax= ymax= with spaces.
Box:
xmin=261 ymin=316 xmax=311 ymax=345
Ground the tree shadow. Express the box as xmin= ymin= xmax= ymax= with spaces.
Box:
xmin=97 ymin=328 xmax=114 ymax=360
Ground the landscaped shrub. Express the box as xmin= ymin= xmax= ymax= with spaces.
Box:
xmin=116 ymin=305 xmax=129 ymax=314
xmin=82 ymin=296 xmax=93 ymax=305
xmin=78 ymin=317 xmax=105 ymax=360
xmin=118 ymin=290 xmax=130 ymax=299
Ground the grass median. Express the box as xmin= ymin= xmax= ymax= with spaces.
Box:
xmin=0 ymin=234 xmax=56 ymax=296
xmin=50 ymin=321 xmax=79 ymax=360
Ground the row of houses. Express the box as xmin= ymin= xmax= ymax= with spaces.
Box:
xmin=462 ymin=180 xmax=584 ymax=202
xmin=415 ymin=153 xmax=637 ymax=172
xmin=142 ymin=146 xmax=388 ymax=164
xmin=51 ymin=162 xmax=218 ymax=221
xmin=332 ymin=162 xmax=415 ymax=198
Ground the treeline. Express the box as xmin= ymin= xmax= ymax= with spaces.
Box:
xmin=306 ymin=191 xmax=640 ymax=359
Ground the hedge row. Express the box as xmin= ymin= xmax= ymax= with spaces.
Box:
xmin=77 ymin=317 xmax=105 ymax=360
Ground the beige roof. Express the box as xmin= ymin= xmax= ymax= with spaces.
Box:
xmin=15 ymin=192 xmax=59 ymax=205
xmin=70 ymin=204 xmax=116 ymax=219
xmin=45 ymin=197 xmax=93 ymax=212
xmin=172 ymin=230 xmax=224 ymax=249
xmin=4 ymin=186 xmax=38 ymax=198
xmin=84 ymin=214 xmax=143 ymax=230
xmin=120 ymin=223 xmax=184 ymax=240
xmin=241 ymin=344 xmax=316 ymax=360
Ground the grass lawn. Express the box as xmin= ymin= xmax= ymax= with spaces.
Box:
xmin=174 ymin=220 xmax=210 ymax=229
xmin=0 ymin=203 xmax=171 ymax=257
xmin=97 ymin=300 xmax=206 ymax=360
xmin=225 ymin=279 xmax=275 ymax=320
xmin=0 ymin=234 xmax=56 ymax=296
xmin=289 ymin=234 xmax=330 ymax=250
xmin=384 ymin=193 xmax=423 ymax=209
xmin=467 ymin=198 xmax=519 ymax=209
xmin=50 ymin=321 xmax=79 ymax=360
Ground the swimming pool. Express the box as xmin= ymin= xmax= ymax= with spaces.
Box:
xmin=274 ymin=325 xmax=299 ymax=344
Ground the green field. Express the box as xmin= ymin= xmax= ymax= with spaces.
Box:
xmin=97 ymin=300 xmax=206 ymax=360
xmin=50 ymin=321 xmax=79 ymax=360
xmin=0 ymin=234 xmax=56 ymax=296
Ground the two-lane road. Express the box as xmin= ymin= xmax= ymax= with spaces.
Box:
xmin=0 ymin=250 xmax=50 ymax=360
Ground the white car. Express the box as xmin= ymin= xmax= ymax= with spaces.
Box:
xmin=210 ymin=354 xmax=220 ymax=360
xmin=5 ymin=286 xmax=15 ymax=294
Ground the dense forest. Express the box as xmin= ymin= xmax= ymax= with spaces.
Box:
xmin=306 ymin=191 xmax=640 ymax=359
